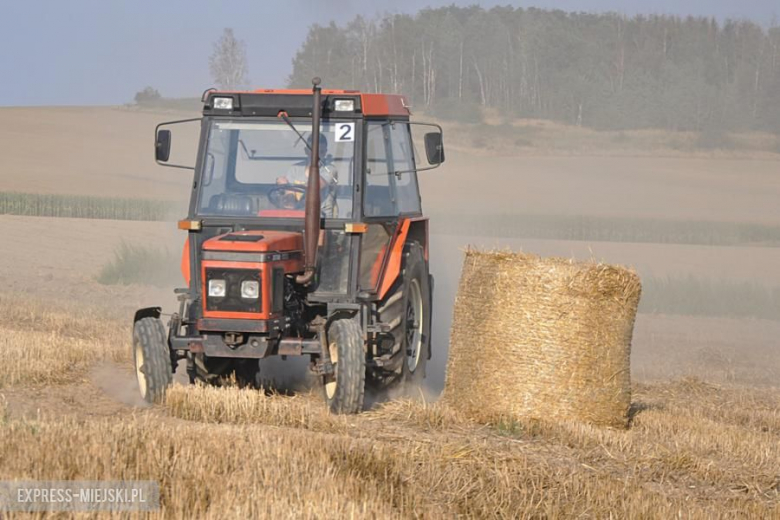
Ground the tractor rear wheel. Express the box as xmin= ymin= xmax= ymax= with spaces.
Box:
xmin=373 ymin=241 xmax=431 ymax=392
xmin=322 ymin=317 xmax=365 ymax=414
xmin=133 ymin=317 xmax=173 ymax=403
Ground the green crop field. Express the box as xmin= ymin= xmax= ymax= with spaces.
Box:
xmin=0 ymin=192 xmax=180 ymax=221
xmin=432 ymin=213 xmax=780 ymax=247
xmin=0 ymin=192 xmax=178 ymax=221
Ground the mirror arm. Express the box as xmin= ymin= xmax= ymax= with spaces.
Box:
xmin=155 ymin=118 xmax=202 ymax=170
xmin=388 ymin=163 xmax=443 ymax=178
xmin=158 ymin=162 xmax=196 ymax=171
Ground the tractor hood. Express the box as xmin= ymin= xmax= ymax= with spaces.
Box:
xmin=202 ymin=230 xmax=303 ymax=254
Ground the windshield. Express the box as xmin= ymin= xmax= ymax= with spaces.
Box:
xmin=198 ymin=119 xmax=356 ymax=218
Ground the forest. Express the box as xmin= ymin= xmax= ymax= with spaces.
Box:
xmin=288 ymin=6 xmax=780 ymax=133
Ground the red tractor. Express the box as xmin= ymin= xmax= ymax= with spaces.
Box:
xmin=132 ymin=79 xmax=444 ymax=413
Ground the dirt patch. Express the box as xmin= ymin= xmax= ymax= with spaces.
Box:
xmin=0 ymin=215 xmax=180 ymax=310
xmin=2 ymin=379 xmax=144 ymax=422
xmin=90 ymin=362 xmax=152 ymax=408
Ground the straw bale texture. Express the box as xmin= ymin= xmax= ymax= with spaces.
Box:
xmin=444 ymin=250 xmax=641 ymax=429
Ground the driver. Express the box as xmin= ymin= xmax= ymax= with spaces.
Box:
xmin=275 ymin=133 xmax=338 ymax=217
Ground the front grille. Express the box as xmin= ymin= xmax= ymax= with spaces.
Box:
xmin=205 ymin=268 xmax=262 ymax=314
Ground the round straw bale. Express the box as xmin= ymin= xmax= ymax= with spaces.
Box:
xmin=443 ymin=249 xmax=641 ymax=429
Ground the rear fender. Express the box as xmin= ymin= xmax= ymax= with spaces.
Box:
xmin=377 ymin=217 xmax=428 ymax=300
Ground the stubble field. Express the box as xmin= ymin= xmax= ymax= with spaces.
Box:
xmin=0 ymin=106 xmax=778 ymax=517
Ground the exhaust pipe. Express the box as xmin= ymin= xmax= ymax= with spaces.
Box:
xmin=296 ymin=77 xmax=322 ymax=286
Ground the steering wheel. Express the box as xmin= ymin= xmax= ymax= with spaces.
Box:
xmin=268 ymin=184 xmax=307 ymax=210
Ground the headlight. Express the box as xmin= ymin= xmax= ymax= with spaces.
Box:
xmin=334 ymin=99 xmax=354 ymax=111
xmin=208 ymin=279 xmax=226 ymax=297
xmin=213 ymin=97 xmax=234 ymax=110
xmin=241 ymin=280 xmax=260 ymax=299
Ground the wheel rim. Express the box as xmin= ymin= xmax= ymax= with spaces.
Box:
xmin=324 ymin=339 xmax=339 ymax=399
xmin=406 ymin=278 xmax=424 ymax=372
xmin=134 ymin=338 xmax=148 ymax=399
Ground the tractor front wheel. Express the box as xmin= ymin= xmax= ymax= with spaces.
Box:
xmin=133 ymin=317 xmax=173 ymax=403
xmin=322 ymin=317 xmax=365 ymax=414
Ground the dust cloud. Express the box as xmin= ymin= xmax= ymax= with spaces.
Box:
xmin=421 ymin=149 xmax=780 ymax=394
xmin=90 ymin=363 xmax=151 ymax=408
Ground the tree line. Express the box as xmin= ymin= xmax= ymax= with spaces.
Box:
xmin=288 ymin=6 xmax=780 ymax=133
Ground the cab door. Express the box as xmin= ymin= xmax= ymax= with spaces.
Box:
xmin=359 ymin=120 xmax=421 ymax=295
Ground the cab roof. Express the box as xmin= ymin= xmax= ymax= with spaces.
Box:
xmin=202 ymin=89 xmax=411 ymax=119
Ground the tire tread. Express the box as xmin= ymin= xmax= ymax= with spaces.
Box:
xmin=133 ymin=317 xmax=173 ymax=403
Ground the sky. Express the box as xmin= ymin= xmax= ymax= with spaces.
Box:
xmin=0 ymin=0 xmax=776 ymax=106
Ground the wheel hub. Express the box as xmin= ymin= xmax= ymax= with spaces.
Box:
xmin=134 ymin=340 xmax=148 ymax=399
xmin=324 ymin=340 xmax=339 ymax=399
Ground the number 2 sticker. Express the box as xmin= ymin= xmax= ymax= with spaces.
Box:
xmin=335 ymin=123 xmax=355 ymax=142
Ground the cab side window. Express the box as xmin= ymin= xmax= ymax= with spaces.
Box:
xmin=364 ymin=121 xmax=422 ymax=217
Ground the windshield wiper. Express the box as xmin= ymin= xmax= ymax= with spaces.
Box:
xmin=277 ymin=111 xmax=323 ymax=167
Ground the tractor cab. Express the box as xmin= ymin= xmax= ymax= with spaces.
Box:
xmin=133 ymin=79 xmax=444 ymax=413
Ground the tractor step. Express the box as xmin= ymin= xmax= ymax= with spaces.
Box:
xmin=369 ymin=341 xmax=403 ymax=372
xmin=311 ymin=360 xmax=335 ymax=376
xmin=366 ymin=323 xmax=392 ymax=333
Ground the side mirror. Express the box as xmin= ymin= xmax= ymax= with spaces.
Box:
xmin=424 ymin=132 xmax=445 ymax=165
xmin=153 ymin=118 xmax=200 ymax=170
xmin=155 ymin=129 xmax=172 ymax=163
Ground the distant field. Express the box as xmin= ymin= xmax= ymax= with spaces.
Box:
xmin=7 ymin=189 xmax=780 ymax=248
xmin=0 ymin=106 xmax=194 ymax=201
xmin=0 ymin=191 xmax=179 ymax=221
xmin=431 ymin=213 xmax=780 ymax=247
xmin=421 ymin=151 xmax=780 ymax=225
xmin=640 ymin=275 xmax=780 ymax=322
xmin=1 ymin=106 xmax=779 ymax=226
xmin=439 ymin=116 xmax=780 ymax=158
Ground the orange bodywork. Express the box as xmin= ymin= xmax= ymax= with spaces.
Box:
xmin=202 ymin=230 xmax=303 ymax=253
xmin=377 ymin=220 xmax=411 ymax=300
xmin=258 ymin=209 xmax=305 ymax=218
xmin=181 ymin=239 xmax=191 ymax=285
xmin=369 ymin=244 xmax=388 ymax=289
xmin=200 ymin=231 xmax=304 ymax=320
xmin=360 ymin=94 xmax=410 ymax=117
xmin=376 ymin=217 xmax=428 ymax=300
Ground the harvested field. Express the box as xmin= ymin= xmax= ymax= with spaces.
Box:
xmin=0 ymin=299 xmax=778 ymax=519
xmin=0 ymin=295 xmax=130 ymax=388
xmin=419 ymin=151 xmax=780 ymax=224
xmin=0 ymin=215 xmax=179 ymax=309
xmin=0 ymin=107 xmax=194 ymax=201
xmin=1 ymin=105 xmax=779 ymax=517
xmin=164 ymin=385 xmax=350 ymax=432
